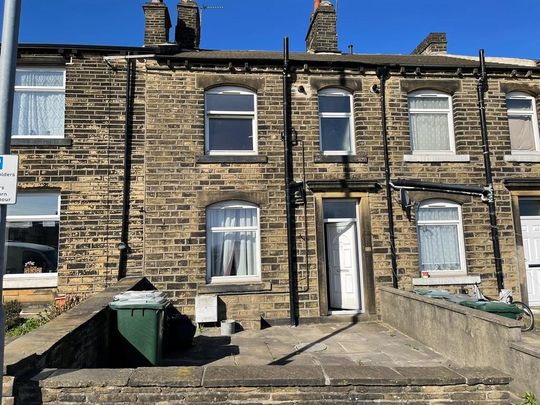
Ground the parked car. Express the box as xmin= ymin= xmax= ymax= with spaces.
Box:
xmin=5 ymin=241 xmax=58 ymax=274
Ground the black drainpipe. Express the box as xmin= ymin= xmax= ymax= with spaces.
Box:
xmin=282 ymin=37 xmax=299 ymax=326
xmin=477 ymin=50 xmax=504 ymax=291
xmin=118 ymin=58 xmax=135 ymax=280
xmin=376 ymin=66 xmax=399 ymax=289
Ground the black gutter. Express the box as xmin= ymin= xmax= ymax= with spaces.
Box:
xmin=17 ymin=43 xmax=148 ymax=53
xmin=477 ymin=49 xmax=504 ymax=291
xmin=376 ymin=66 xmax=399 ymax=289
xmin=118 ymin=58 xmax=135 ymax=280
xmin=282 ymin=38 xmax=299 ymax=327
xmin=392 ymin=179 xmax=485 ymax=196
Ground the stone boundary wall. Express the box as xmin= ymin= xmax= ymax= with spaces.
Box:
xmin=380 ymin=286 xmax=540 ymax=395
xmin=16 ymin=365 xmax=513 ymax=404
xmin=4 ymin=277 xmax=153 ymax=377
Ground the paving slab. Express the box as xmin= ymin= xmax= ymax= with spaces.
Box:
xmin=164 ymin=321 xmax=450 ymax=368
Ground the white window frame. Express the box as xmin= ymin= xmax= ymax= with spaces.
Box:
xmin=12 ymin=67 xmax=66 ymax=139
xmin=204 ymin=86 xmax=257 ymax=155
xmin=506 ymin=91 xmax=540 ymax=154
xmin=4 ymin=192 xmax=61 ymax=288
xmin=416 ymin=199 xmax=467 ymax=275
xmin=318 ymin=88 xmax=355 ymax=156
xmin=408 ymin=90 xmax=455 ymax=154
xmin=206 ymin=200 xmax=261 ymax=284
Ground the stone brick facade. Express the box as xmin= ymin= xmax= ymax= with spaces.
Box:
xmin=143 ymin=1 xmax=171 ymax=47
xmin=6 ymin=1 xmax=540 ymax=327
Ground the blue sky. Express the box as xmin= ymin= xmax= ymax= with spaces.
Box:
xmin=1 ymin=0 xmax=539 ymax=59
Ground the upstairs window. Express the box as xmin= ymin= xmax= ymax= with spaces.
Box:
xmin=506 ymin=92 xmax=540 ymax=153
xmin=408 ymin=90 xmax=454 ymax=153
xmin=318 ymin=88 xmax=354 ymax=155
xmin=6 ymin=192 xmax=60 ymax=276
xmin=205 ymin=86 xmax=257 ymax=155
xmin=12 ymin=68 xmax=65 ymax=138
xmin=416 ymin=200 xmax=466 ymax=273
xmin=206 ymin=201 xmax=260 ymax=282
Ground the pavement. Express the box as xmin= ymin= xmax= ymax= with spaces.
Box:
xmin=164 ymin=321 xmax=452 ymax=368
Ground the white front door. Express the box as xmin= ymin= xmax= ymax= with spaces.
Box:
xmin=326 ymin=221 xmax=360 ymax=310
xmin=522 ymin=217 xmax=540 ymax=306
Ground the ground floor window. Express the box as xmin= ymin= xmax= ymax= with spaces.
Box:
xmin=206 ymin=201 xmax=260 ymax=282
xmin=416 ymin=199 xmax=466 ymax=273
xmin=6 ymin=192 xmax=60 ymax=275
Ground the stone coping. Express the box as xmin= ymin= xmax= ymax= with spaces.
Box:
xmin=379 ymin=286 xmax=522 ymax=329
xmin=37 ymin=365 xmax=511 ymax=389
xmin=510 ymin=340 xmax=540 ymax=359
xmin=4 ymin=276 xmax=153 ymax=375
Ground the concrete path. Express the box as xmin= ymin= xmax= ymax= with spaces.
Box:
xmin=164 ymin=321 xmax=451 ymax=368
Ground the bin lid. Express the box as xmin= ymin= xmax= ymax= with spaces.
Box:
xmin=109 ymin=290 xmax=170 ymax=310
xmin=459 ymin=300 xmax=523 ymax=314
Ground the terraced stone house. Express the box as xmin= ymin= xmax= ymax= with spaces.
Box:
xmin=4 ymin=0 xmax=540 ymax=328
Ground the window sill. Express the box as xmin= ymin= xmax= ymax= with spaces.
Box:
xmin=11 ymin=138 xmax=72 ymax=147
xmin=314 ymin=154 xmax=368 ymax=164
xmin=404 ymin=154 xmax=470 ymax=163
xmin=412 ymin=275 xmax=480 ymax=286
xmin=196 ymin=155 xmax=268 ymax=164
xmin=504 ymin=154 xmax=540 ymax=163
xmin=3 ymin=273 xmax=58 ymax=289
xmin=197 ymin=281 xmax=270 ymax=294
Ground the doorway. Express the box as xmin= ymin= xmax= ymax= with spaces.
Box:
xmin=520 ymin=198 xmax=540 ymax=307
xmin=323 ymin=200 xmax=363 ymax=312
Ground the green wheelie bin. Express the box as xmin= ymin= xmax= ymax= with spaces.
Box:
xmin=109 ymin=290 xmax=170 ymax=366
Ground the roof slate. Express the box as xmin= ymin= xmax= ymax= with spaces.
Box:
xmin=158 ymin=50 xmax=538 ymax=70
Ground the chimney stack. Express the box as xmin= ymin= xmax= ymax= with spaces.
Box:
xmin=176 ymin=0 xmax=201 ymax=49
xmin=306 ymin=0 xmax=339 ymax=54
xmin=411 ymin=32 xmax=447 ymax=55
xmin=143 ymin=0 xmax=171 ymax=47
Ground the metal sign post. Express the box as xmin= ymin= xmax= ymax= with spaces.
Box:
xmin=0 ymin=0 xmax=22 ymax=401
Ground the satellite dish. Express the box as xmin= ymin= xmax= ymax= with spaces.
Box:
xmin=400 ymin=189 xmax=412 ymax=221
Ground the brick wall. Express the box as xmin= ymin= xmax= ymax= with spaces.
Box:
xmin=12 ymin=47 xmax=540 ymax=325
xmin=20 ymin=365 xmax=514 ymax=404
xmin=306 ymin=3 xmax=339 ymax=53
xmin=143 ymin=2 xmax=171 ymax=47
xmin=142 ymin=58 xmax=538 ymax=323
xmin=11 ymin=53 xmax=146 ymax=298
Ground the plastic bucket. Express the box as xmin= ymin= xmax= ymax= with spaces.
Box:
xmin=221 ymin=320 xmax=236 ymax=336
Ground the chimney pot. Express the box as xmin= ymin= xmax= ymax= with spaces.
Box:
xmin=314 ymin=0 xmax=321 ymax=11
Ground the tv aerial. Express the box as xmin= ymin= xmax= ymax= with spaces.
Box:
xmin=199 ymin=4 xmax=224 ymax=12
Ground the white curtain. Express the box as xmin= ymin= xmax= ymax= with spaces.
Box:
xmin=508 ymin=115 xmax=535 ymax=151
xmin=209 ymin=207 xmax=257 ymax=277
xmin=418 ymin=207 xmax=461 ymax=271
xmin=410 ymin=113 xmax=450 ymax=151
xmin=409 ymin=96 xmax=450 ymax=151
xmin=12 ymin=70 xmax=64 ymax=136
